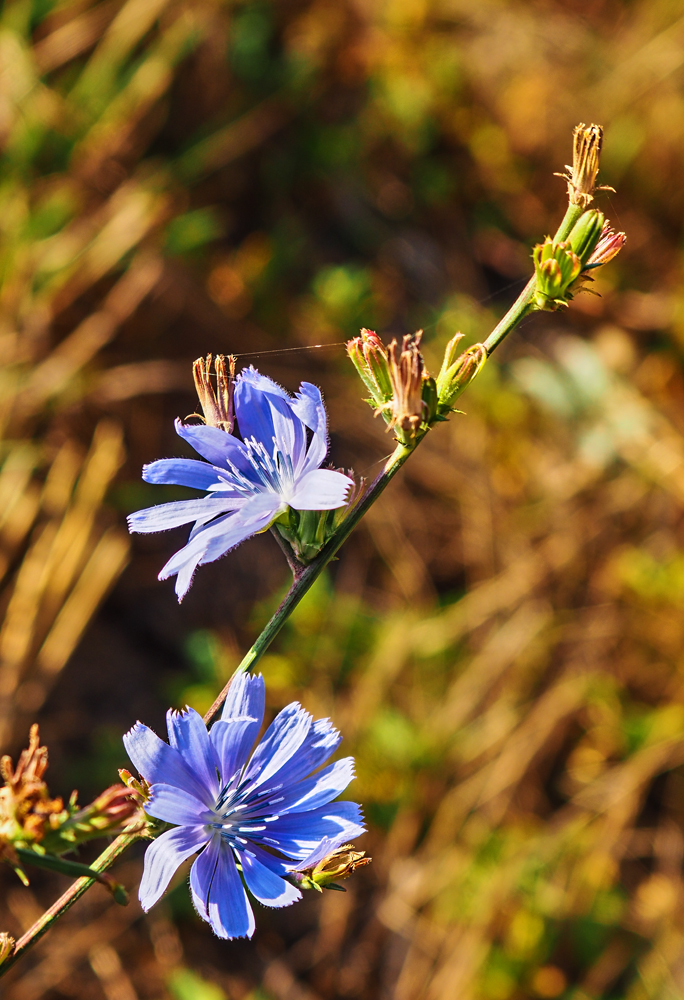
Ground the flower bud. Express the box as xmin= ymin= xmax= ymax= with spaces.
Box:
xmin=346 ymin=329 xmax=393 ymax=409
xmin=532 ymin=238 xmax=582 ymax=310
xmin=76 ymin=784 xmax=144 ymax=835
xmin=586 ymin=223 xmax=626 ymax=269
xmin=568 ymin=209 xmax=605 ymax=264
xmin=0 ymin=933 xmax=15 ymax=968
xmin=119 ymin=768 xmax=151 ymax=803
xmin=436 ymin=337 xmax=487 ymax=411
xmin=192 ymin=354 xmax=235 ymax=433
xmin=289 ymin=843 xmax=372 ymax=892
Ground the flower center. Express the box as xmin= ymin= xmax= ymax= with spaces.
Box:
xmin=216 ymin=437 xmax=296 ymax=501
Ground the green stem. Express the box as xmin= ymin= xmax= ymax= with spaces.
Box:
xmin=14 ymin=848 xmax=129 ymax=904
xmin=0 ymin=831 xmax=141 ymax=977
xmin=203 ymin=442 xmax=412 ymax=723
xmin=482 ymin=201 xmax=585 ymax=356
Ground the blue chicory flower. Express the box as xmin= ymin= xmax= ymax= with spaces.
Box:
xmin=123 ymin=672 xmax=364 ymax=939
xmin=128 ymin=367 xmax=353 ymax=599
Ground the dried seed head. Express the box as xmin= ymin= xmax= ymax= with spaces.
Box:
xmin=385 ymin=331 xmax=427 ymax=437
xmin=192 ymin=354 xmax=235 ymax=433
xmin=0 ymin=726 xmax=66 ymax=851
xmin=0 ymin=933 xmax=15 ymax=967
xmin=556 ymin=123 xmax=614 ymax=208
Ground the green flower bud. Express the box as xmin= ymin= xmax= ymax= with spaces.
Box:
xmin=346 ymin=329 xmax=393 ymax=409
xmin=568 ymin=209 xmax=605 ymax=264
xmin=436 ymin=339 xmax=487 ymax=412
xmin=532 ymin=238 xmax=582 ymax=310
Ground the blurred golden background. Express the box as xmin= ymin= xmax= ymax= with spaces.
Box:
xmin=1 ymin=0 xmax=684 ymax=997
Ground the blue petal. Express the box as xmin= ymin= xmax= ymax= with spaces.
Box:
xmin=166 ymin=707 xmax=220 ymax=799
xmin=159 ymin=494 xmax=282 ymax=600
xmin=244 ymin=801 xmax=365 ymax=859
xmin=234 ymin=368 xmax=308 ymax=470
xmin=142 ymin=458 xmax=225 ymax=491
xmin=240 ymin=841 xmax=292 ymax=878
xmin=240 ymin=849 xmax=301 ymax=907
xmin=255 ymin=717 xmax=341 ymax=789
xmin=234 ymin=373 xmax=296 ymax=452
xmin=128 ymin=495 xmax=244 ymax=534
xmin=241 ymin=703 xmax=312 ymax=791
xmin=175 ymin=420 xmax=255 ymax=479
xmin=293 ymin=382 xmax=328 ymax=472
xmin=138 ymin=824 xmax=208 ymax=910
xmin=190 ymin=835 xmax=255 ymax=939
xmin=123 ymin=722 xmax=213 ymax=804
xmin=271 ymin=397 xmax=307 ymax=475
xmin=210 ymin=718 xmax=260 ymax=787
xmin=287 ymin=834 xmax=351 ymax=872
xmin=247 ymin=758 xmax=356 ymax=818
xmin=287 ymin=469 xmax=353 ymax=511
xmin=221 ymin=672 xmax=265 ymax=725
xmin=236 ymin=367 xmax=291 ymax=401
xmin=146 ymin=782 xmax=214 ymax=826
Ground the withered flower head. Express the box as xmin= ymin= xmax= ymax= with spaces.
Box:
xmin=385 ymin=331 xmax=427 ymax=437
xmin=289 ymin=841 xmax=372 ymax=892
xmin=0 ymin=932 xmax=15 ymax=967
xmin=556 ymin=123 xmax=614 ymax=208
xmin=0 ymin=725 xmax=66 ymax=856
xmin=192 ymin=354 xmax=235 ymax=433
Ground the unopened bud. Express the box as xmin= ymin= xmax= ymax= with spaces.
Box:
xmin=556 ymin=123 xmax=613 ymax=208
xmin=289 ymin=842 xmax=372 ymax=892
xmin=0 ymin=932 xmax=15 ymax=967
xmin=83 ymin=784 xmax=144 ymax=834
xmin=346 ymin=329 xmax=393 ymax=409
xmin=586 ymin=224 xmax=626 ymax=269
xmin=436 ymin=337 xmax=487 ymax=411
xmin=568 ymin=209 xmax=605 ymax=264
xmin=192 ymin=354 xmax=235 ymax=432
xmin=119 ymin=768 xmax=151 ymax=803
xmin=532 ymin=238 xmax=582 ymax=310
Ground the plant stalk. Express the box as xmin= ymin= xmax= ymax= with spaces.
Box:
xmin=0 ymin=830 xmax=142 ymax=977
xmin=203 ymin=442 xmax=412 ymax=723
xmin=482 ymin=201 xmax=584 ymax=356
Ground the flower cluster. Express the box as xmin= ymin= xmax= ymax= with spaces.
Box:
xmin=348 ymin=327 xmax=487 ymax=436
xmin=124 ymin=672 xmax=364 ymax=939
xmin=533 ymin=209 xmax=626 ymax=312
xmin=128 ymin=364 xmax=353 ymax=599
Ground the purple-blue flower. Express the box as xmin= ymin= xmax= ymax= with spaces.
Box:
xmin=123 ymin=672 xmax=364 ymax=939
xmin=128 ymin=367 xmax=353 ymax=599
